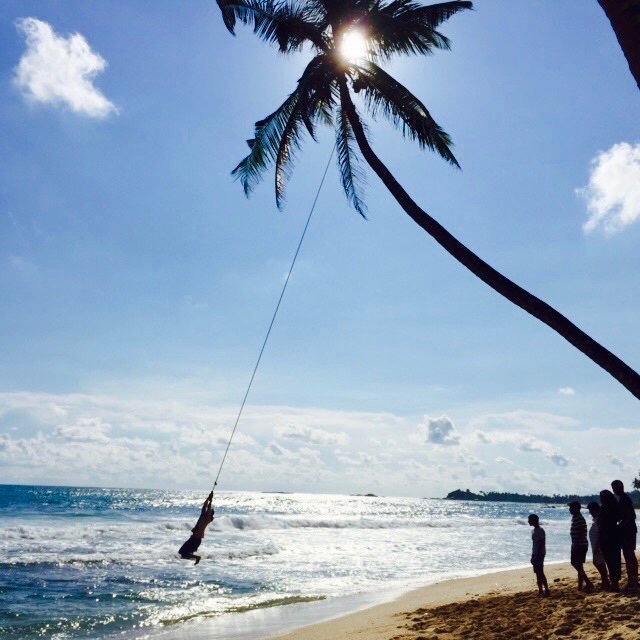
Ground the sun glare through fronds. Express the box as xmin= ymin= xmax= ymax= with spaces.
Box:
xmin=340 ymin=29 xmax=368 ymax=63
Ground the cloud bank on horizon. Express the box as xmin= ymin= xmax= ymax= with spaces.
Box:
xmin=0 ymin=390 xmax=637 ymax=497
xmin=579 ymin=142 xmax=640 ymax=236
xmin=13 ymin=17 xmax=117 ymax=118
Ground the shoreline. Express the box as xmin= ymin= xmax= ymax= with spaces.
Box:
xmin=130 ymin=564 xmax=546 ymax=640
xmin=270 ymin=563 xmax=567 ymax=640
xmin=136 ymin=562 xmax=566 ymax=640
xmin=272 ymin=558 xmax=640 ymax=640
xmin=136 ymin=589 xmax=404 ymax=640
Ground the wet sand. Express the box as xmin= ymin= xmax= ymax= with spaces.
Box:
xmin=274 ymin=559 xmax=640 ymax=640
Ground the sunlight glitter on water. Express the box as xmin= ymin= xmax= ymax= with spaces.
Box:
xmin=0 ymin=486 xmax=571 ymax=639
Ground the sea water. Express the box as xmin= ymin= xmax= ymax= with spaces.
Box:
xmin=0 ymin=485 xmax=573 ymax=639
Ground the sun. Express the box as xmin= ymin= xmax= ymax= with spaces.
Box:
xmin=339 ymin=29 xmax=369 ymax=63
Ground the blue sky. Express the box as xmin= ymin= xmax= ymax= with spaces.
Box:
xmin=0 ymin=1 xmax=638 ymax=496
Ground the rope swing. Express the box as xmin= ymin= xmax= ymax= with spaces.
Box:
xmin=211 ymin=144 xmax=336 ymax=494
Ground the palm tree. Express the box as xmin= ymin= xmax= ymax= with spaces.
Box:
xmin=216 ymin=0 xmax=640 ymax=401
xmin=598 ymin=0 xmax=640 ymax=90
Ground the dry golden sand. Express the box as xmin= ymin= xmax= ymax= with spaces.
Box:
xmin=274 ymin=560 xmax=640 ymax=640
xmin=394 ymin=576 xmax=640 ymax=640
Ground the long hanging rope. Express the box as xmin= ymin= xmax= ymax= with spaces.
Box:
xmin=212 ymin=144 xmax=336 ymax=493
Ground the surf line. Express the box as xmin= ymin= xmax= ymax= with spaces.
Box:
xmin=211 ymin=144 xmax=337 ymax=495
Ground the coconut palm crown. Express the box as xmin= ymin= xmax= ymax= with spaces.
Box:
xmin=217 ymin=0 xmax=640 ymax=401
xmin=218 ymin=0 xmax=471 ymax=215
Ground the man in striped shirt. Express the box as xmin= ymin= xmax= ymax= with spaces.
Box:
xmin=569 ymin=501 xmax=594 ymax=592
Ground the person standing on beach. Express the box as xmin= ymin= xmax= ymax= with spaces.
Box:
xmin=611 ymin=480 xmax=638 ymax=591
xmin=528 ymin=514 xmax=550 ymax=597
xmin=598 ymin=490 xmax=622 ymax=592
xmin=587 ymin=502 xmax=611 ymax=591
xmin=568 ymin=501 xmax=593 ymax=592
xmin=178 ymin=491 xmax=215 ymax=565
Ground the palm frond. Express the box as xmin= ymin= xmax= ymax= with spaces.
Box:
xmin=275 ymin=55 xmax=338 ymax=205
xmin=393 ymin=1 xmax=473 ymax=28
xmin=320 ymin=0 xmax=360 ymax=28
xmin=217 ymin=0 xmax=262 ymax=34
xmin=366 ymin=0 xmax=472 ymax=59
xmin=354 ymin=60 xmax=460 ymax=166
xmin=335 ymin=106 xmax=367 ymax=217
xmin=217 ymin=0 xmax=326 ymax=52
xmin=301 ymin=0 xmax=330 ymax=27
xmin=300 ymin=58 xmax=338 ymax=135
xmin=232 ymin=90 xmax=302 ymax=195
xmin=233 ymin=55 xmax=338 ymax=201
xmin=274 ymin=101 xmax=308 ymax=207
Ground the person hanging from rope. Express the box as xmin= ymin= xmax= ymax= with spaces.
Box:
xmin=178 ymin=491 xmax=215 ymax=565
xmin=175 ymin=151 xmax=334 ymax=565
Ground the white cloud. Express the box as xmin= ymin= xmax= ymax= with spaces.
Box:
xmin=578 ymin=142 xmax=640 ymax=235
xmin=517 ymin=438 xmax=570 ymax=466
xmin=459 ymin=454 xmax=487 ymax=478
xmin=548 ymin=453 xmax=570 ymax=467
xmin=470 ymin=465 xmax=487 ymax=478
xmin=0 ymin=391 xmax=410 ymax=493
xmin=55 ymin=417 xmax=111 ymax=442
xmin=1 ymin=390 xmax=638 ymax=496
xmin=474 ymin=430 xmax=571 ymax=468
xmin=336 ymin=451 xmax=381 ymax=467
xmin=608 ymin=455 xmax=624 ymax=470
xmin=276 ymin=423 xmax=349 ymax=447
xmin=266 ymin=441 xmax=289 ymax=458
xmin=422 ymin=415 xmax=460 ymax=446
xmin=518 ymin=436 xmax=551 ymax=454
xmin=558 ymin=387 xmax=576 ymax=396
xmin=177 ymin=425 xmax=256 ymax=447
xmin=14 ymin=17 xmax=117 ymax=118
xmin=469 ymin=410 xmax=580 ymax=433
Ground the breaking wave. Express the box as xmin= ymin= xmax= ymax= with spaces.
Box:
xmin=213 ymin=514 xmax=527 ymax=531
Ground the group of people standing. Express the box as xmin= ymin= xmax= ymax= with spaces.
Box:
xmin=528 ymin=479 xmax=638 ymax=597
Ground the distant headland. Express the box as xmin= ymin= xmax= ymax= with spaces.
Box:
xmin=445 ymin=488 xmax=640 ymax=506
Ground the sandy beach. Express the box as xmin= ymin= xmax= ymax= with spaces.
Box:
xmin=274 ymin=559 xmax=640 ymax=640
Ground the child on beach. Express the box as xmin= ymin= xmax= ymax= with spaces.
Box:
xmin=528 ymin=514 xmax=550 ymax=597
xmin=568 ymin=501 xmax=593 ymax=592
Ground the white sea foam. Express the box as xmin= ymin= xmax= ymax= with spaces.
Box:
xmin=211 ymin=513 xmax=535 ymax=532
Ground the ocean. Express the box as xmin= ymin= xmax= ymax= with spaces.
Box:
xmin=0 ymin=485 xmax=574 ymax=639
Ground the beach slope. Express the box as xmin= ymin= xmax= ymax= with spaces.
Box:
xmin=274 ymin=562 xmax=640 ymax=640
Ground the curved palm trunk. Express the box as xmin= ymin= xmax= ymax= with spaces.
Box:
xmin=598 ymin=0 xmax=640 ymax=90
xmin=339 ymin=83 xmax=640 ymax=401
